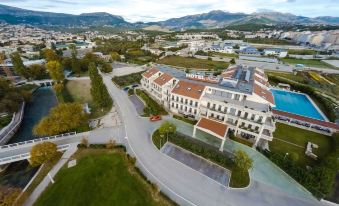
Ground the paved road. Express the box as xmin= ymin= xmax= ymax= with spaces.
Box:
xmin=0 ymin=126 xmax=125 ymax=164
xmin=102 ymin=74 xmax=325 ymax=206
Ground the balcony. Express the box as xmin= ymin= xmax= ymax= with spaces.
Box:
xmin=238 ymin=125 xmax=259 ymax=134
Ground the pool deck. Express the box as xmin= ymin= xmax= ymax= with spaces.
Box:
xmin=270 ymin=88 xmax=328 ymax=121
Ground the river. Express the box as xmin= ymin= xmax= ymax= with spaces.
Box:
xmin=0 ymin=87 xmax=57 ymax=191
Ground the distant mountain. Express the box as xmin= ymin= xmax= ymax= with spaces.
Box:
xmin=0 ymin=4 xmax=130 ymax=27
xmin=0 ymin=4 xmax=338 ymax=29
xmin=149 ymin=11 xmax=339 ymax=30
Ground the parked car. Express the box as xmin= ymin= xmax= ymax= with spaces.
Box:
xmin=149 ymin=115 xmax=162 ymax=122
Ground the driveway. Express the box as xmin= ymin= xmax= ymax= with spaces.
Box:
xmin=102 ymin=73 xmax=325 ymax=206
xmin=161 ymin=142 xmax=230 ymax=186
xmin=128 ymin=94 xmax=145 ymax=115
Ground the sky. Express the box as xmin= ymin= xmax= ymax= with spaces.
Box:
xmin=0 ymin=0 xmax=338 ymax=22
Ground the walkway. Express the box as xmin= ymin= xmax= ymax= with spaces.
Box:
xmin=102 ymin=73 xmax=325 ymax=206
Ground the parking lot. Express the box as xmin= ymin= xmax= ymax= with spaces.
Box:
xmin=161 ymin=142 xmax=230 ymax=186
xmin=128 ymin=94 xmax=144 ymax=115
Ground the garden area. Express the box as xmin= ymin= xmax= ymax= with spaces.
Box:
xmin=112 ymin=71 xmax=143 ymax=88
xmin=152 ymin=122 xmax=251 ymax=188
xmin=157 ymin=56 xmax=229 ymax=71
xmin=34 ymin=148 xmax=176 ymax=206
xmin=173 ymin=115 xmax=197 ymax=125
xmin=264 ymin=123 xmax=339 ymax=199
xmin=135 ymin=89 xmax=168 ymax=116
xmin=270 ymin=123 xmax=332 ymax=167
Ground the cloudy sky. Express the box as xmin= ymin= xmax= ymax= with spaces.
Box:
xmin=0 ymin=0 xmax=338 ymax=22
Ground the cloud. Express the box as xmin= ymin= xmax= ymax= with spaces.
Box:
xmin=0 ymin=0 xmax=337 ymax=22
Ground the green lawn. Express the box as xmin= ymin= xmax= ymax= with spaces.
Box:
xmin=157 ymin=56 xmax=229 ymax=71
xmin=34 ymin=149 xmax=175 ymax=206
xmin=281 ymin=58 xmax=333 ymax=68
xmin=270 ymin=123 xmax=332 ymax=166
xmin=208 ymin=51 xmax=239 ymax=59
xmin=112 ymin=72 xmax=143 ymax=88
xmin=59 ymin=80 xmax=111 ymax=119
xmin=0 ymin=114 xmax=12 ymax=129
xmin=266 ymin=71 xmax=307 ymax=83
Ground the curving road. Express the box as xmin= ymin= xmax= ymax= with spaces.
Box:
xmin=103 ymin=74 xmax=325 ymax=206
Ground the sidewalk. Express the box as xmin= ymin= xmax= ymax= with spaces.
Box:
xmin=24 ymin=143 xmax=78 ymax=206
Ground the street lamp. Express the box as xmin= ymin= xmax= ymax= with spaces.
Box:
xmin=284 ymin=153 xmax=289 ymax=160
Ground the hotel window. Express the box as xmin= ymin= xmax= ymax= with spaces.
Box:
xmin=234 ymin=94 xmax=240 ymax=100
xmin=176 ymin=96 xmax=179 ymax=101
xmin=224 ymin=107 xmax=228 ymax=113
xmin=181 ymin=98 xmax=183 ymax=103
xmin=189 ymin=108 xmax=192 ymax=113
xmin=185 ymin=99 xmax=188 ymax=104
xmin=171 ymin=103 xmax=174 ymax=107
xmin=218 ymin=105 xmax=222 ymax=111
xmin=207 ymin=102 xmax=210 ymax=108
xmin=172 ymin=95 xmax=174 ymax=100
xmin=194 ymin=109 xmax=197 ymax=114
xmin=195 ymin=102 xmax=198 ymax=107
xmin=185 ymin=106 xmax=187 ymax=112
xmin=176 ymin=104 xmax=178 ymax=109
xmin=180 ymin=105 xmax=183 ymax=110
xmin=190 ymin=100 xmax=193 ymax=106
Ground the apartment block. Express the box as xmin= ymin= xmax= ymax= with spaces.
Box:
xmin=141 ymin=65 xmax=276 ymax=149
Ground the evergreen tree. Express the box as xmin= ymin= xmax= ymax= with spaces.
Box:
xmin=10 ymin=52 xmax=26 ymax=76
xmin=88 ymin=63 xmax=112 ymax=109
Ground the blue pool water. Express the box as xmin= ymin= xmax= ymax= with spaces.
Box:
xmin=271 ymin=89 xmax=325 ymax=121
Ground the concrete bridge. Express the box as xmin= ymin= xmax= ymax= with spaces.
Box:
xmin=0 ymin=132 xmax=86 ymax=165
xmin=0 ymin=126 xmax=125 ymax=166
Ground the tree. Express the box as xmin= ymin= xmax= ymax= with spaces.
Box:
xmin=27 ymin=64 xmax=46 ymax=80
xmin=0 ymin=187 xmax=21 ymax=206
xmin=100 ymin=63 xmax=112 ymax=73
xmin=70 ymin=44 xmax=80 ymax=76
xmin=88 ymin=63 xmax=112 ymax=108
xmin=43 ymin=49 xmax=59 ymax=62
xmin=33 ymin=103 xmax=87 ymax=136
xmin=158 ymin=121 xmax=176 ymax=135
xmin=0 ymin=78 xmax=23 ymax=113
xmin=230 ymin=58 xmax=236 ymax=64
xmin=53 ymin=83 xmax=64 ymax=94
xmin=46 ymin=61 xmax=64 ymax=82
xmin=29 ymin=142 xmax=57 ymax=166
xmin=234 ymin=150 xmax=253 ymax=172
xmin=110 ymin=52 xmax=121 ymax=61
xmin=10 ymin=52 xmax=26 ymax=76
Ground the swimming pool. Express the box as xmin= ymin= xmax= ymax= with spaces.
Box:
xmin=271 ymin=89 xmax=325 ymax=121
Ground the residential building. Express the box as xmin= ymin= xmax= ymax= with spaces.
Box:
xmin=141 ymin=65 xmax=276 ymax=149
xmin=264 ymin=48 xmax=288 ymax=58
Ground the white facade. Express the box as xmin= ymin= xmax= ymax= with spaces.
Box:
xmin=140 ymin=65 xmax=276 ymax=148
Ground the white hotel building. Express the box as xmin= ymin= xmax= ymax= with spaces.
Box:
xmin=141 ymin=65 xmax=276 ymax=149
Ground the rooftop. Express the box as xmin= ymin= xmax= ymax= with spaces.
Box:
xmin=196 ymin=117 xmax=228 ymax=138
xmin=153 ymin=73 xmax=173 ymax=86
xmin=171 ymin=80 xmax=205 ymax=99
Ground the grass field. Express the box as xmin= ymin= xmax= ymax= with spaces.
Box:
xmin=270 ymin=123 xmax=332 ymax=166
xmin=157 ymin=56 xmax=229 ymax=71
xmin=34 ymin=149 xmax=175 ymax=206
xmin=208 ymin=51 xmax=239 ymax=58
xmin=281 ymin=58 xmax=332 ymax=68
xmin=266 ymin=71 xmax=307 ymax=83
xmin=62 ymin=80 xmax=111 ymax=119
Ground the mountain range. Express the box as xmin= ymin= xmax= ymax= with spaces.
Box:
xmin=0 ymin=4 xmax=339 ymax=30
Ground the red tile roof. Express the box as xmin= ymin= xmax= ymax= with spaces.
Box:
xmin=273 ymin=110 xmax=339 ymax=130
xmin=254 ymin=75 xmax=269 ymax=87
xmin=142 ymin=68 xmax=159 ymax=79
xmin=196 ymin=117 xmax=228 ymax=138
xmin=154 ymin=73 xmax=173 ymax=86
xmin=221 ymin=68 xmax=237 ymax=78
xmin=171 ymin=80 xmax=205 ymax=99
xmin=253 ymin=83 xmax=275 ymax=105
